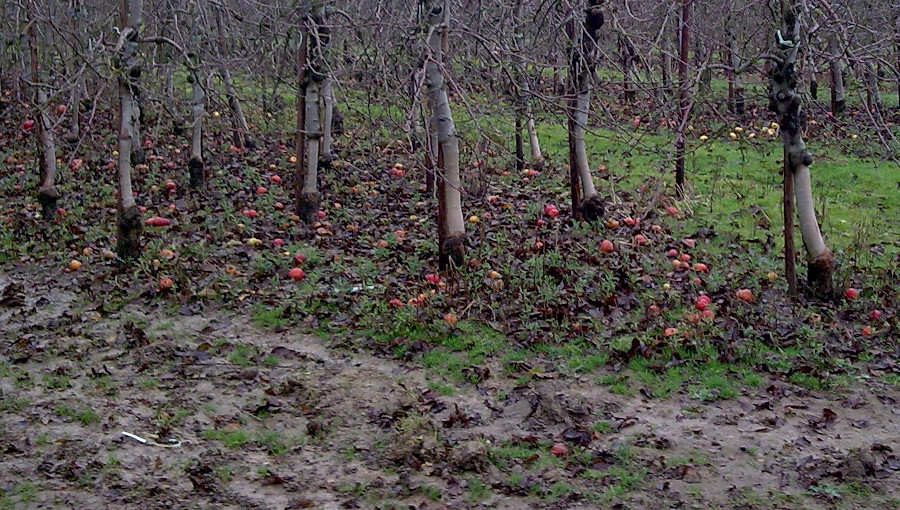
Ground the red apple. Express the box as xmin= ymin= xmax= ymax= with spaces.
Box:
xmin=256 ymin=186 xmax=268 ymax=194
xmin=844 ymin=288 xmax=859 ymax=300
xmin=21 ymin=119 xmax=35 ymax=131
xmin=666 ymin=206 xmax=678 ymax=216
xmin=145 ymin=216 xmax=171 ymax=227
xmin=317 ymin=210 xmax=326 ymax=219
xmin=158 ymin=277 xmax=174 ymax=290
xmin=869 ymin=309 xmax=883 ymax=321
xmin=425 ymin=273 xmax=440 ymax=284
xmin=693 ymin=263 xmax=708 ymax=272
xmin=695 ymin=296 xmax=711 ymax=311
xmin=663 ymin=327 xmax=677 ymax=337
xmin=862 ymin=325 xmax=874 ymax=336
xmin=600 ymin=240 xmax=614 ymax=253
xmin=293 ymin=253 xmax=306 ymax=265
xmin=269 ymin=175 xmax=282 ymax=184
xmin=242 ymin=209 xmax=258 ymax=218
xmin=56 ymin=104 xmax=67 ymax=115
xmin=388 ymin=298 xmax=404 ymax=308
xmin=544 ymin=204 xmax=559 ymax=217
xmin=287 ymin=268 xmax=305 ymax=281
xmin=550 ymin=443 xmax=569 ymax=457
xmin=272 ymin=238 xmax=285 ymax=247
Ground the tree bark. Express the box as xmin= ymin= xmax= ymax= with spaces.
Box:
xmin=865 ymin=61 xmax=882 ymax=113
xmin=567 ymin=0 xmax=605 ymax=222
xmin=27 ymin=20 xmax=59 ymax=220
xmin=769 ymin=0 xmax=834 ymax=297
xmin=296 ymin=0 xmax=329 ymax=223
xmin=726 ymin=16 xmax=744 ymax=114
xmin=828 ymin=36 xmax=845 ymax=116
xmin=674 ymin=0 xmax=690 ymax=197
xmin=215 ymin=6 xmax=255 ymax=149
xmin=116 ymin=0 xmax=144 ymax=259
xmin=425 ymin=1 xmax=465 ymax=269
xmin=513 ymin=0 xmax=543 ymax=170
xmin=188 ymin=69 xmax=205 ymax=188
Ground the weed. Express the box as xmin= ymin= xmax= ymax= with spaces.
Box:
xmin=54 ymin=404 xmax=100 ymax=425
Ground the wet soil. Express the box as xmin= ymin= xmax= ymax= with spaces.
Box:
xmin=2 ymin=270 xmax=900 ymax=509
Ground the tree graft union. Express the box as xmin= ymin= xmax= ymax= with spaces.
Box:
xmin=768 ymin=0 xmax=834 ymax=298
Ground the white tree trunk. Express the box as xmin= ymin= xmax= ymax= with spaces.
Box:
xmin=425 ymin=1 xmax=465 ymax=267
xmin=770 ymin=1 xmax=833 ymax=296
xmin=27 ymin=20 xmax=59 ymax=219
xmin=567 ymin=0 xmax=604 ymax=221
xmin=116 ymin=0 xmax=144 ymax=258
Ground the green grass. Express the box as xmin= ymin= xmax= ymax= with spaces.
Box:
xmin=202 ymin=427 xmax=295 ymax=455
xmin=54 ymin=404 xmax=101 ymax=426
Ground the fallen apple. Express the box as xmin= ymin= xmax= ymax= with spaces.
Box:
xmin=21 ymin=119 xmax=35 ymax=131
xmin=600 ymin=239 xmax=614 ymax=253
xmin=145 ymin=216 xmax=171 ymax=227
xmin=443 ymin=313 xmax=458 ymax=325
xmin=68 ymin=259 xmax=82 ymax=271
xmin=550 ymin=443 xmax=569 ymax=457
xmin=844 ymin=288 xmax=859 ymax=300
xmin=288 ymin=267 xmax=305 ymax=281
xmin=735 ymin=289 xmax=754 ymax=302
xmin=158 ymin=277 xmax=174 ymax=290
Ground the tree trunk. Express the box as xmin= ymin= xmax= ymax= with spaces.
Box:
xmin=320 ymin=78 xmax=335 ymax=166
xmin=829 ymin=36 xmax=845 ymax=116
xmin=674 ymin=0 xmax=690 ymax=197
xmin=865 ymin=61 xmax=882 ymax=113
xmin=425 ymin=1 xmax=465 ymax=270
xmin=567 ymin=0 xmax=605 ymax=222
xmin=661 ymin=34 xmax=673 ymax=95
xmin=296 ymin=0 xmax=329 ymax=223
xmin=27 ymin=21 xmax=60 ymax=220
xmin=116 ymin=0 xmax=144 ymax=259
xmin=513 ymin=0 xmax=543 ymax=170
xmin=726 ymin=17 xmax=744 ymax=114
xmin=215 ymin=6 xmax=255 ymax=149
xmin=619 ymin=35 xmax=636 ymax=104
xmin=769 ymin=0 xmax=834 ymax=298
xmin=294 ymin=32 xmax=309 ymax=222
xmin=188 ymin=70 xmax=205 ymax=188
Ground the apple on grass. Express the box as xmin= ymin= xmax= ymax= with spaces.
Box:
xmin=287 ymin=268 xmax=305 ymax=281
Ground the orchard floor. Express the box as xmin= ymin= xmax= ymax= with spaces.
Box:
xmin=2 ymin=269 xmax=900 ymax=510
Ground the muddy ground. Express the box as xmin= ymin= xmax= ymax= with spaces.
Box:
xmin=3 ymin=271 xmax=900 ymax=510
